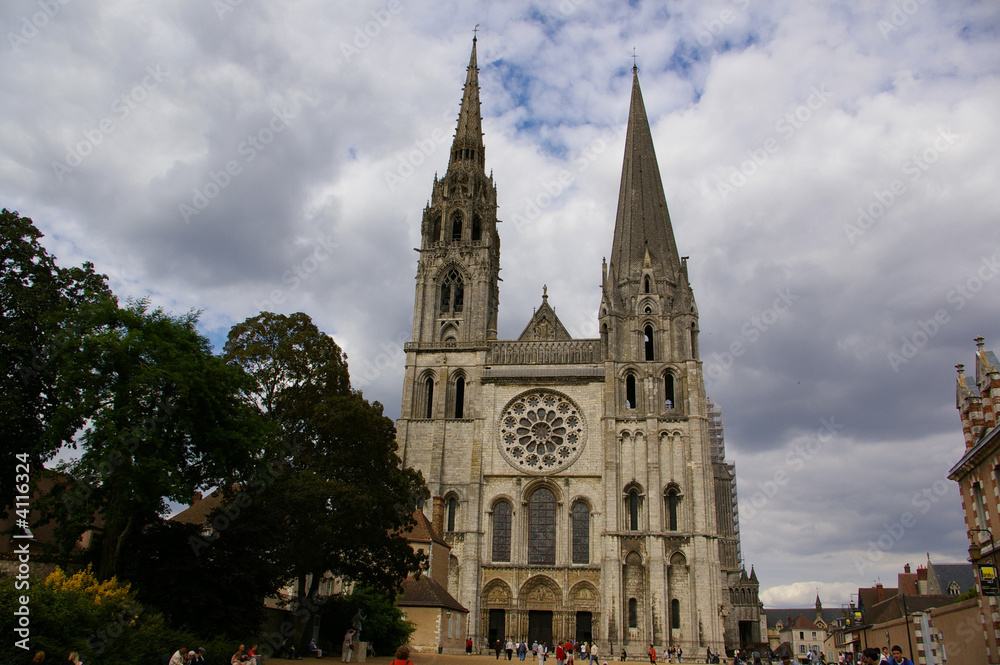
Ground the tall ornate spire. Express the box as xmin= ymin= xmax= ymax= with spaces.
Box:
xmin=608 ymin=67 xmax=681 ymax=288
xmin=449 ymin=36 xmax=485 ymax=171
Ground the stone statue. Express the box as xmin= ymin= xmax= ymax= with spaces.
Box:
xmin=351 ymin=609 xmax=366 ymax=639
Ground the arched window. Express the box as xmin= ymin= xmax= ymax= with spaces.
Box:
xmin=440 ymin=269 xmax=464 ymax=315
xmin=666 ymin=488 xmax=679 ymax=531
xmin=472 ymin=214 xmax=482 ymax=241
xmin=628 ymin=598 xmax=638 ymax=628
xmin=454 ymin=376 xmax=465 ymax=418
xmin=571 ymin=502 xmax=590 ymax=564
xmin=492 ymin=500 xmax=512 ymax=562
xmin=644 ymin=276 xmax=650 ymax=293
xmin=528 ymin=487 xmax=556 ymax=565
xmin=430 ymin=213 xmax=442 ymax=242
xmin=451 ymin=211 xmax=463 ymax=241
xmin=625 ymin=375 xmax=637 ymax=409
xmin=628 ymin=490 xmax=640 ymax=531
xmin=447 ymin=496 xmax=458 ymax=532
xmin=665 ymin=375 xmax=674 ymax=409
xmin=644 ymin=325 xmax=654 ymax=361
xmin=671 ymin=599 xmax=680 ymax=629
xmin=424 ymin=377 xmax=434 ymax=418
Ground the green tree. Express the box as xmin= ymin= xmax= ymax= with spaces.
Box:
xmin=223 ymin=312 xmax=426 ymax=649
xmin=0 ymin=208 xmax=111 ymax=517
xmin=60 ymin=300 xmax=263 ymax=579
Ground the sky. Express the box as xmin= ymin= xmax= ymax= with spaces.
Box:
xmin=3 ymin=0 xmax=999 ymax=609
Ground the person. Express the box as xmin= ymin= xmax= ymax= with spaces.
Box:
xmin=556 ymin=642 xmax=566 ymax=665
xmin=620 ymin=648 xmax=627 ymax=662
xmin=859 ymin=648 xmax=882 ymax=665
xmin=248 ymin=644 xmax=261 ymax=665
xmin=191 ymin=648 xmax=207 ymax=665
xmin=391 ymin=645 xmax=415 ymax=665
xmin=309 ymin=639 xmax=322 ymax=658
xmin=496 ymin=640 xmax=504 ymax=660
xmin=779 ymin=654 xmax=794 ymax=665
xmin=648 ymin=645 xmax=656 ymax=664
xmin=676 ymin=648 xmax=681 ymax=664
xmin=170 ymin=648 xmax=189 ymax=665
xmin=590 ymin=642 xmax=599 ymax=665
xmin=580 ymin=642 xmax=588 ymax=662
xmin=468 ymin=638 xmax=474 ymax=655
xmin=885 ymin=646 xmax=912 ymax=665
xmin=232 ymin=644 xmax=251 ymax=663
xmin=343 ymin=628 xmax=356 ymax=662
xmin=67 ymin=654 xmax=82 ymax=665
xmin=538 ymin=644 xmax=545 ymax=665
xmin=879 ymin=648 xmax=889 ymax=663
xmin=520 ymin=642 xmax=529 ymax=661
xmin=507 ymin=639 xmax=516 ymax=660
xmin=32 ymin=653 xmax=45 ymax=663
xmin=280 ymin=637 xmax=298 ymax=660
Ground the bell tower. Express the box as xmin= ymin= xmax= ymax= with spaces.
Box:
xmin=411 ymin=36 xmax=500 ymax=344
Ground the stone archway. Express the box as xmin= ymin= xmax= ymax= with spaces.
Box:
xmin=518 ymin=575 xmax=562 ymax=646
xmin=482 ymin=579 xmax=513 ymax=646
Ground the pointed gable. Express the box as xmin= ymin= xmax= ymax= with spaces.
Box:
xmin=517 ymin=287 xmax=573 ymax=341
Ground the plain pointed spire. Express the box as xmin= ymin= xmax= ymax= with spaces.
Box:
xmin=450 ymin=36 xmax=485 ymax=170
xmin=609 ymin=66 xmax=681 ymax=286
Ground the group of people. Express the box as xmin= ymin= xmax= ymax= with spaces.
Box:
xmin=645 ymin=644 xmax=687 ymax=663
xmin=491 ymin=638 xmax=602 ymax=665
xmin=30 ymin=653 xmax=88 ymax=664
xmin=166 ymin=647 xmax=209 ymax=664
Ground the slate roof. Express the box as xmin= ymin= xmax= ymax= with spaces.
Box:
xmin=930 ymin=563 xmax=975 ymax=595
xmin=764 ymin=608 xmax=843 ymax=628
xmin=170 ymin=490 xmax=223 ymax=526
xmin=398 ymin=574 xmax=467 ymax=612
xmin=866 ymin=594 xmax=957 ymax=625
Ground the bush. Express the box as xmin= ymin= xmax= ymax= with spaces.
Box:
xmin=317 ymin=585 xmax=414 ymax=656
xmin=0 ymin=565 xmax=233 ymax=665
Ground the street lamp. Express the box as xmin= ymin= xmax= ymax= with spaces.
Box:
xmin=968 ymin=527 xmax=999 ymax=596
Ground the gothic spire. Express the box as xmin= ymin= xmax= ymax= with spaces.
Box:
xmin=449 ymin=36 xmax=485 ymax=171
xmin=609 ymin=67 xmax=681 ymax=287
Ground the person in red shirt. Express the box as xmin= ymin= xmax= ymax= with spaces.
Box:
xmin=391 ymin=645 xmax=414 ymax=665
xmin=556 ymin=643 xmax=566 ymax=665
xmin=648 ymin=645 xmax=656 ymax=665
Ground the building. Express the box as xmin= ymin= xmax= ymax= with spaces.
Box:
xmin=396 ymin=37 xmax=750 ymax=655
xmin=949 ymin=336 xmax=1000 ymax=663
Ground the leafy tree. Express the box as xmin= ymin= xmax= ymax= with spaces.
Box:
xmin=317 ymin=585 xmax=414 ymax=656
xmin=223 ymin=312 xmax=426 ymax=648
xmin=58 ymin=299 xmax=264 ymax=579
xmin=0 ymin=208 xmax=111 ymax=517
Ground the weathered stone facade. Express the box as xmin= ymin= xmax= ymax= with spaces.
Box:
xmin=397 ymin=38 xmax=745 ymax=656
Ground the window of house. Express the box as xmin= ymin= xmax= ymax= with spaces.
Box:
xmin=447 ymin=497 xmax=458 ymax=532
xmin=492 ymin=500 xmax=511 ymax=562
xmin=571 ymin=501 xmax=589 ymax=564
xmin=666 ymin=489 xmax=679 ymax=531
xmin=974 ymin=482 xmax=988 ymax=529
xmin=454 ymin=376 xmax=465 ymax=418
xmin=528 ymin=488 xmax=556 ymax=565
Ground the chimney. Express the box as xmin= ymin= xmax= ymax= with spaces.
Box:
xmin=192 ymin=490 xmax=202 ymax=504
xmin=432 ymin=496 xmax=445 ymax=537
xmin=904 ymin=563 xmax=911 ymax=574
xmin=875 ymin=583 xmax=885 ymax=603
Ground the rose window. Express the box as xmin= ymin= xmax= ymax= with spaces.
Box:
xmin=498 ymin=390 xmax=586 ymax=474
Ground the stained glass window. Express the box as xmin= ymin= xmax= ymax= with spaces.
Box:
xmin=571 ymin=501 xmax=589 ymax=564
xmin=528 ymin=488 xmax=556 ymax=565
xmin=493 ymin=501 xmax=511 ymax=562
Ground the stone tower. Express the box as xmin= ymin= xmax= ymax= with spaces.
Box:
xmin=397 ymin=42 xmax=739 ymax=656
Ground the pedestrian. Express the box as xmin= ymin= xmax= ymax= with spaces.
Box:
xmin=520 ymin=642 xmax=529 ymax=661
xmin=538 ymin=644 xmax=545 ymax=665
xmin=556 ymin=642 xmax=566 ymax=665
xmin=343 ymin=629 xmax=356 ymax=662
xmin=391 ymin=645 xmax=415 ymax=665
xmin=507 ymin=639 xmax=515 ymax=660
xmin=620 ymin=648 xmax=627 ymax=662
xmin=467 ymin=638 xmax=474 ymax=655
xmin=859 ymin=648 xmax=882 ymax=665
xmin=496 ymin=640 xmax=503 ymax=660
xmin=885 ymin=646 xmax=912 ymax=665
xmin=67 ymin=654 xmax=82 ymax=665
xmin=648 ymin=645 xmax=656 ymax=665
xmin=590 ymin=642 xmax=598 ymax=665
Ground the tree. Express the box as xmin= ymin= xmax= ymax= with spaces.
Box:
xmin=223 ymin=312 xmax=426 ymax=648
xmin=0 ymin=208 xmax=111 ymax=517
xmin=59 ymin=299 xmax=263 ymax=579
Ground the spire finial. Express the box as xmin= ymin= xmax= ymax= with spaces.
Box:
xmin=542 ymin=284 xmax=548 ymax=300
xmin=632 ymin=46 xmax=638 ymax=72
xmin=975 ymin=335 xmax=985 ymax=349
xmin=473 ymin=24 xmax=479 ymax=43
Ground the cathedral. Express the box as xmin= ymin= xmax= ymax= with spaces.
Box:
xmin=396 ymin=38 xmax=759 ymax=655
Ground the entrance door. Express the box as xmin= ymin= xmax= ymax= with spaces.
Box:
xmin=575 ymin=612 xmax=592 ymax=644
xmin=739 ymin=620 xmax=755 ymax=649
xmin=528 ymin=610 xmax=553 ymax=647
xmin=489 ymin=609 xmax=506 ymax=646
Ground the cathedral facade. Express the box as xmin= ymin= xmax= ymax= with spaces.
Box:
xmin=396 ymin=38 xmax=750 ymax=655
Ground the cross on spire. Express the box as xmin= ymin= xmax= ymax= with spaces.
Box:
xmin=473 ymin=24 xmax=479 ymax=41
xmin=632 ymin=46 xmax=638 ymax=71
